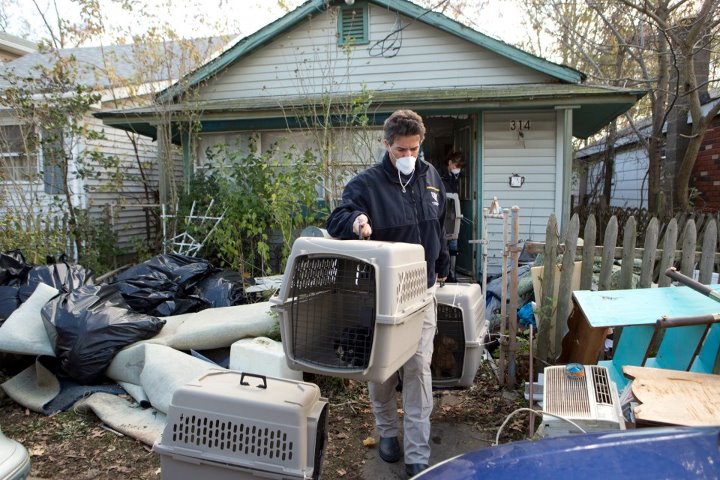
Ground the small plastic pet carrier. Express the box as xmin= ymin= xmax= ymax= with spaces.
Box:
xmin=154 ymin=370 xmax=328 ymax=480
xmin=432 ymin=283 xmax=487 ymax=388
xmin=270 ymin=237 xmax=432 ymax=383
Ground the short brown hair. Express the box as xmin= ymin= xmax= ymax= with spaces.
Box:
xmin=445 ymin=150 xmax=464 ymax=167
xmin=383 ymin=109 xmax=426 ymax=144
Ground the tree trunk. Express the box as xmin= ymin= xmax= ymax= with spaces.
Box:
xmin=602 ymin=121 xmax=617 ymax=205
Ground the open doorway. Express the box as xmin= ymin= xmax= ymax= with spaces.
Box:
xmin=423 ymin=115 xmax=476 ymax=280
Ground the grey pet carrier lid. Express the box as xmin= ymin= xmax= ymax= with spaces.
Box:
xmin=271 ymin=237 xmax=430 ymax=322
xmin=155 ymin=369 xmax=327 ymax=479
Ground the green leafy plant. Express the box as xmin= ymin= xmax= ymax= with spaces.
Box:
xmin=180 ymin=139 xmax=324 ymax=277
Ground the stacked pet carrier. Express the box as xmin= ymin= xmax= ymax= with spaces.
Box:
xmin=270 ymin=237 xmax=432 ymax=383
xmin=154 ymin=369 xmax=328 ymax=480
xmin=432 ymin=282 xmax=487 ymax=388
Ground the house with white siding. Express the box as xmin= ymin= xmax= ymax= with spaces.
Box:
xmin=0 ymin=32 xmax=36 ymax=62
xmin=575 ymin=95 xmax=720 ymax=213
xmin=0 ymin=39 xmax=222 ymax=256
xmin=97 ymin=0 xmax=645 ymax=278
xmin=574 ymin=120 xmax=655 ymax=210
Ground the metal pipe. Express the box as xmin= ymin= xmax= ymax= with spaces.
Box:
xmin=665 ymin=267 xmax=720 ymax=303
xmin=528 ymin=323 xmax=535 ymax=437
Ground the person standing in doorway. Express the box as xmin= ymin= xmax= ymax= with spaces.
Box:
xmin=327 ymin=109 xmax=449 ymax=478
xmin=440 ymin=150 xmax=464 ymax=283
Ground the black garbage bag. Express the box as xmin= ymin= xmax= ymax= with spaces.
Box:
xmin=112 ymin=269 xmax=180 ymax=314
xmin=0 ymin=250 xmax=32 ymax=286
xmin=41 ymin=284 xmax=166 ymax=384
xmin=193 ymin=269 xmax=246 ymax=308
xmin=0 ymin=286 xmax=20 ymax=325
xmin=112 ymin=253 xmax=214 ymax=316
xmin=19 ymin=254 xmax=95 ymax=303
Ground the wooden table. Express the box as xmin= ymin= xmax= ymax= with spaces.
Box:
xmin=623 ymin=366 xmax=720 ymax=426
xmin=558 ymin=284 xmax=720 ymax=365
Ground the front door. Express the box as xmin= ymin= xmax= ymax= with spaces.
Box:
xmin=453 ymin=118 xmax=475 ymax=278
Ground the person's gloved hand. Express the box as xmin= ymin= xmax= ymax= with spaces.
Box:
xmin=352 ymin=214 xmax=372 ymax=239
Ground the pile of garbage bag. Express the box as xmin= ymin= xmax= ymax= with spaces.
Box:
xmin=0 ymin=251 xmax=248 ymax=384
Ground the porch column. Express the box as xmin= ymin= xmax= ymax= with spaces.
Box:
xmin=556 ymin=106 xmax=576 ymax=230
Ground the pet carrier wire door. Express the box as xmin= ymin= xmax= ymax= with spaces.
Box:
xmin=154 ymin=370 xmax=328 ymax=480
xmin=271 ymin=237 xmax=432 ymax=383
xmin=432 ymin=283 xmax=487 ymax=388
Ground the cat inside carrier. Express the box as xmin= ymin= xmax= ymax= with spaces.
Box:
xmin=271 ymin=237 xmax=433 ymax=383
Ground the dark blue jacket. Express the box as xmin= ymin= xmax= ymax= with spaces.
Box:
xmin=327 ymin=152 xmax=450 ymax=287
xmin=441 ymin=169 xmax=461 ymax=195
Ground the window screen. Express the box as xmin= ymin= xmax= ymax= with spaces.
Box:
xmin=0 ymin=125 xmax=37 ymax=181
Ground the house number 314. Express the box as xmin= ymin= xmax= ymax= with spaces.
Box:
xmin=509 ymin=120 xmax=531 ymax=130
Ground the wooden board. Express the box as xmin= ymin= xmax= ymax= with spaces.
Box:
xmin=624 ymin=366 xmax=720 ymax=426
xmin=573 ymin=284 xmax=720 ymax=328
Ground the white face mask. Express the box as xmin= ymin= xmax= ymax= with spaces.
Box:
xmin=395 ymin=155 xmax=416 ymax=175
xmin=451 ymin=168 xmax=461 ymax=175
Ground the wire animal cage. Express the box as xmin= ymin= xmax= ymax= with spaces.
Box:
xmin=154 ymin=370 xmax=328 ymax=480
xmin=270 ymin=237 xmax=432 ymax=383
xmin=432 ymin=283 xmax=487 ymax=388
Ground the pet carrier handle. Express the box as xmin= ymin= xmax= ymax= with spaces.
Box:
xmin=240 ymin=372 xmax=268 ymax=389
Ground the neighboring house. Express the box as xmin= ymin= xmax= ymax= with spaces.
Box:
xmin=0 ymin=39 xmax=223 ymax=254
xmin=575 ymin=95 xmax=720 ymax=212
xmin=0 ymin=32 xmax=35 ymax=62
xmin=574 ymin=119 xmax=655 ymax=210
xmin=97 ymin=0 xmax=645 ymax=278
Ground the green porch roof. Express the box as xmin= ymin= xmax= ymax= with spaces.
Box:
xmin=156 ymin=0 xmax=584 ymax=103
xmin=96 ymin=84 xmax=646 ymax=140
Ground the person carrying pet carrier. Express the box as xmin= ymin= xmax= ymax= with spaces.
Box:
xmin=327 ymin=109 xmax=449 ymax=478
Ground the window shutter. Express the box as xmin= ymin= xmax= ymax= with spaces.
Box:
xmin=42 ymin=128 xmax=65 ymax=195
xmin=339 ymin=3 xmax=368 ymax=45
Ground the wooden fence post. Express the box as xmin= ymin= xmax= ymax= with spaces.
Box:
xmin=580 ymin=214 xmax=596 ymax=291
xmin=680 ymin=220 xmax=697 ymax=277
xmin=537 ymin=214 xmax=558 ymax=365
xmin=598 ymin=216 xmax=618 ymax=291
xmin=619 ymin=216 xmax=637 ymax=289
xmin=639 ymin=218 xmax=659 ymax=288
xmin=657 ymin=219 xmax=678 ymax=287
xmin=699 ymin=218 xmax=718 ymax=284
xmin=554 ymin=213 xmax=579 ymax=361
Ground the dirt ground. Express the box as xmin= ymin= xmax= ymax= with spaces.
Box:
xmin=1 ymin=360 xmax=533 ymax=480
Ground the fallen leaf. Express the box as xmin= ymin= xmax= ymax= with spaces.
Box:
xmin=336 ymin=469 xmax=347 ymax=476
xmin=29 ymin=446 xmax=45 ymax=456
xmin=362 ymin=436 xmax=376 ymax=447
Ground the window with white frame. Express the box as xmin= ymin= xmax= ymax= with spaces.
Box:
xmin=0 ymin=124 xmax=37 ymax=182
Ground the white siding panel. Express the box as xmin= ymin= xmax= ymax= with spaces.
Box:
xmin=197 ymin=5 xmax=551 ymax=101
xmin=611 ymin=147 xmax=648 ymax=208
xmin=482 ymin=110 xmax=557 ymax=275
xmin=83 ymin=115 xmax=167 ymax=251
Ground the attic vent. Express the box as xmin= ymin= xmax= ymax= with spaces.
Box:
xmin=338 ymin=3 xmax=368 ymax=46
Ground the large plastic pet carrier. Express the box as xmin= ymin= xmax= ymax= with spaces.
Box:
xmin=154 ymin=370 xmax=328 ymax=480
xmin=270 ymin=237 xmax=432 ymax=383
xmin=432 ymin=283 xmax=487 ymax=388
